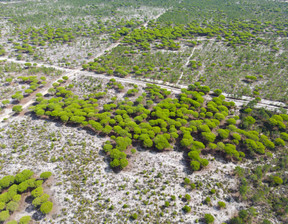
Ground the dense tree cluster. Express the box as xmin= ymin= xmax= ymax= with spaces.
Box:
xmin=158 ymin=0 xmax=288 ymax=30
xmin=30 ymin=80 xmax=288 ymax=172
xmin=122 ymin=18 xmax=287 ymax=50
xmin=13 ymin=19 xmax=141 ymax=47
xmin=0 ymin=170 xmax=53 ymax=223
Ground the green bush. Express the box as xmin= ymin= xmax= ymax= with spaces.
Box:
xmin=19 ymin=216 xmax=31 ymax=224
xmin=7 ymin=221 xmax=17 ymax=224
xmin=280 ymin=132 xmax=288 ymax=141
xmin=184 ymin=177 xmax=190 ymax=184
xmin=182 ymin=205 xmax=191 ymax=213
xmin=0 ymin=210 xmax=10 ymax=222
xmin=31 ymin=187 xmax=44 ymax=198
xmin=40 ymin=201 xmax=53 ymax=214
xmin=213 ymin=89 xmax=222 ymax=96
xmin=13 ymin=194 xmax=21 ymax=202
xmin=229 ymin=217 xmax=244 ymax=224
xmin=0 ymin=202 xmax=5 ymax=210
xmin=15 ymin=170 xmax=34 ymax=183
xmin=32 ymin=194 xmax=50 ymax=207
xmin=0 ymin=192 xmax=9 ymax=203
xmin=275 ymin=138 xmax=285 ymax=146
xmin=272 ymin=176 xmax=283 ymax=185
xmin=204 ymin=213 xmax=215 ymax=223
xmin=17 ymin=181 xmax=29 ymax=193
xmin=40 ymin=172 xmax=52 ymax=179
xmin=6 ymin=201 xmax=19 ymax=212
xmin=184 ymin=194 xmax=191 ymax=201
xmin=190 ymin=161 xmax=200 ymax=171
xmin=218 ymin=201 xmax=226 ymax=208
xmin=0 ymin=175 xmax=15 ymax=188
xmin=131 ymin=213 xmax=138 ymax=220
xmin=12 ymin=105 xmax=23 ymax=113
xmin=210 ymin=189 xmax=216 ymax=194
xmin=204 ymin=197 xmax=211 ymax=205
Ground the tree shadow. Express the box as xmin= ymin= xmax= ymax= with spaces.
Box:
xmin=25 ymin=195 xmax=34 ymax=204
xmin=25 ymin=204 xmax=36 ymax=213
xmin=24 ymin=195 xmax=36 ymax=213
xmin=32 ymin=210 xmax=46 ymax=221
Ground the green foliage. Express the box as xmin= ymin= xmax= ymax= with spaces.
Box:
xmin=2 ymin=100 xmax=10 ymax=106
xmin=12 ymin=194 xmax=21 ymax=202
xmin=7 ymin=221 xmax=17 ymax=224
xmin=154 ymin=134 xmax=171 ymax=150
xmin=0 ymin=175 xmax=15 ymax=189
xmin=115 ymin=137 xmax=132 ymax=151
xmin=19 ymin=216 xmax=31 ymax=224
xmin=119 ymin=158 xmax=129 ymax=169
xmin=40 ymin=172 xmax=52 ymax=179
xmin=17 ymin=182 xmax=29 ymax=193
xmin=40 ymin=201 xmax=53 ymax=214
xmin=29 ymin=77 xmax=281 ymax=174
xmin=184 ymin=194 xmax=191 ymax=201
xmin=190 ymin=161 xmax=200 ymax=171
xmin=15 ymin=170 xmax=34 ymax=183
xmin=131 ymin=213 xmax=138 ymax=220
xmin=184 ymin=178 xmax=190 ymax=185
xmin=218 ymin=201 xmax=226 ymax=208
xmin=182 ymin=205 xmax=191 ymax=213
xmin=275 ymin=138 xmax=285 ymax=147
xmin=12 ymin=105 xmax=23 ymax=113
xmin=0 ymin=202 xmax=5 ymax=210
xmin=280 ymin=132 xmax=288 ymax=141
xmin=0 ymin=210 xmax=10 ymax=222
xmin=217 ymin=129 xmax=230 ymax=139
xmin=202 ymin=132 xmax=216 ymax=142
xmin=204 ymin=197 xmax=211 ymax=205
xmin=204 ymin=214 xmax=215 ymax=223
xmin=261 ymin=219 xmax=272 ymax=224
xmin=31 ymin=187 xmax=44 ymax=198
xmin=213 ymin=89 xmax=222 ymax=96
xmin=6 ymin=201 xmax=19 ymax=212
xmin=214 ymin=113 xmax=225 ymax=121
xmin=110 ymin=159 xmax=120 ymax=168
xmin=271 ymin=176 xmax=283 ymax=185
xmin=32 ymin=194 xmax=50 ymax=207
xmin=229 ymin=217 xmax=244 ymax=224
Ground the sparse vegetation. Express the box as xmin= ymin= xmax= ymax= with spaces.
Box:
xmin=0 ymin=0 xmax=287 ymax=223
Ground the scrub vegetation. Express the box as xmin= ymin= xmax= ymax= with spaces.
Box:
xmin=0 ymin=0 xmax=287 ymax=223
